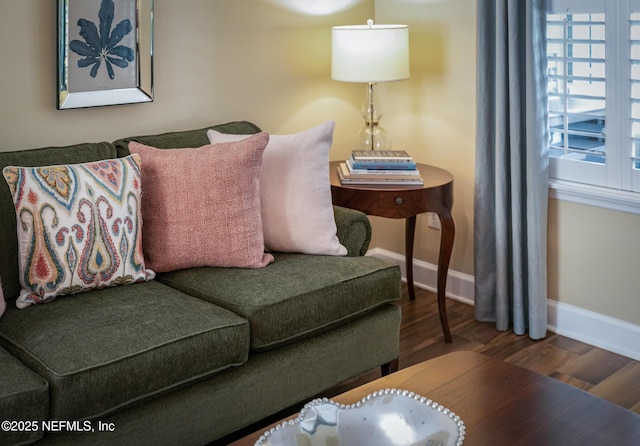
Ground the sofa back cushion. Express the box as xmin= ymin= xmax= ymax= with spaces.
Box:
xmin=113 ymin=121 xmax=262 ymax=157
xmin=0 ymin=142 xmax=117 ymax=301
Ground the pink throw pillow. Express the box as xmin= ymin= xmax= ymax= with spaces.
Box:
xmin=129 ymin=133 xmax=274 ymax=272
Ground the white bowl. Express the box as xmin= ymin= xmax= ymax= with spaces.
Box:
xmin=255 ymin=388 xmax=465 ymax=446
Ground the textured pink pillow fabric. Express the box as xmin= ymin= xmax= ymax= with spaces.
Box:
xmin=207 ymin=121 xmax=347 ymax=256
xmin=129 ymin=133 xmax=274 ymax=272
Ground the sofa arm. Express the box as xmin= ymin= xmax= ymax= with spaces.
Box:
xmin=333 ymin=205 xmax=372 ymax=257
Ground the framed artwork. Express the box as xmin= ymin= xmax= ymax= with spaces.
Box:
xmin=57 ymin=0 xmax=154 ymax=109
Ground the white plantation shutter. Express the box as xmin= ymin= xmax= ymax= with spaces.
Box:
xmin=546 ymin=0 xmax=640 ymax=194
xmin=629 ymin=0 xmax=640 ymax=190
xmin=547 ymin=0 xmax=608 ymax=186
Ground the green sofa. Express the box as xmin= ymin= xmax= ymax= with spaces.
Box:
xmin=0 ymin=122 xmax=402 ymax=445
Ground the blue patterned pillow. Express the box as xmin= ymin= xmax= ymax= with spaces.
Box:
xmin=2 ymin=155 xmax=155 ymax=308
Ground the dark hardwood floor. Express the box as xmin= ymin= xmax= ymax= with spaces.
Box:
xmin=326 ymin=284 xmax=640 ymax=415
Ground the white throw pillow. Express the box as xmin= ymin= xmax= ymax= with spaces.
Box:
xmin=208 ymin=121 xmax=347 ymax=256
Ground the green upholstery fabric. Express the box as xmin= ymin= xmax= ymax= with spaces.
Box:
xmin=333 ymin=205 xmax=372 ymax=256
xmin=42 ymin=304 xmax=401 ymax=446
xmin=0 ymin=142 xmax=117 ymax=301
xmin=0 ymin=281 xmax=249 ymax=421
xmin=157 ymin=254 xmax=401 ymax=351
xmin=0 ymin=346 xmax=48 ymax=445
xmin=0 ymin=121 xmax=402 ymax=446
xmin=113 ymin=121 xmax=262 ymax=157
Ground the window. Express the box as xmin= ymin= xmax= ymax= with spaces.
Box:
xmin=546 ymin=0 xmax=640 ymax=212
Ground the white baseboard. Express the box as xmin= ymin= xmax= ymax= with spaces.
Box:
xmin=368 ymin=248 xmax=640 ymax=361
xmin=547 ymin=300 xmax=640 ymax=361
xmin=367 ymin=248 xmax=475 ymax=306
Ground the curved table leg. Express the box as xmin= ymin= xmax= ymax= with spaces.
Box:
xmin=405 ymin=216 xmax=416 ymax=301
xmin=437 ymin=210 xmax=455 ymax=343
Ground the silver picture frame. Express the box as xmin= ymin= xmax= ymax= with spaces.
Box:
xmin=57 ymin=0 xmax=153 ymax=109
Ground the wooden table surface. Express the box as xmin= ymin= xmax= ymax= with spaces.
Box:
xmin=230 ymin=351 xmax=640 ymax=445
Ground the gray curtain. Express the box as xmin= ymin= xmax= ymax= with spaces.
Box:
xmin=474 ymin=0 xmax=549 ymax=339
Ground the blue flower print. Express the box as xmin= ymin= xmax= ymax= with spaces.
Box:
xmin=69 ymin=0 xmax=135 ymax=79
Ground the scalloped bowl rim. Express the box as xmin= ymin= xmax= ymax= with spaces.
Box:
xmin=255 ymin=388 xmax=466 ymax=445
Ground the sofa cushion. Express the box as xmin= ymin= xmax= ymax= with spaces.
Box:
xmin=2 ymin=155 xmax=155 ymax=308
xmin=0 ymin=346 xmax=48 ymax=445
xmin=208 ymin=121 xmax=347 ymax=256
xmin=0 ymin=280 xmax=249 ymax=420
xmin=129 ymin=133 xmax=274 ymax=272
xmin=0 ymin=142 xmax=117 ymax=302
xmin=156 ymin=253 xmax=401 ymax=351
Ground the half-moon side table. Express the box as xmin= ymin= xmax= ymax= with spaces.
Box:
xmin=329 ymin=161 xmax=455 ymax=343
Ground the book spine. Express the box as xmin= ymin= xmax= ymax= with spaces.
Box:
xmin=338 ymin=165 xmax=423 ymax=186
xmin=351 ymin=157 xmax=414 ymax=163
xmin=350 ymin=161 xmax=417 ymax=170
xmin=340 ymin=178 xmax=424 ymax=185
xmin=347 ymin=160 xmax=419 ymax=175
xmin=352 ymin=150 xmax=412 ymax=160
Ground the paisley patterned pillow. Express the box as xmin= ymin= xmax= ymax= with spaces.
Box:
xmin=2 ymin=155 xmax=155 ymax=308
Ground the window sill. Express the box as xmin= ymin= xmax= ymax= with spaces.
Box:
xmin=549 ymin=179 xmax=640 ymax=215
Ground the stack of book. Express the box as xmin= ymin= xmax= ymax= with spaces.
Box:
xmin=337 ymin=150 xmax=424 ymax=186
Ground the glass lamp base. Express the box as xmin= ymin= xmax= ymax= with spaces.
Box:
xmin=355 ymin=124 xmax=392 ymax=150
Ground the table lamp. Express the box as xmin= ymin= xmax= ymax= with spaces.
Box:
xmin=332 ymin=19 xmax=409 ymax=150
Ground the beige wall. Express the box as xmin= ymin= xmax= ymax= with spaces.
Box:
xmin=548 ymin=200 xmax=640 ymax=324
xmin=373 ymin=0 xmax=476 ymax=276
xmin=0 ymin=0 xmax=372 ymax=151
xmin=2 ymin=1 xmax=638 ymax=326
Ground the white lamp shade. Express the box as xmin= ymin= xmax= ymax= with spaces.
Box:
xmin=332 ymin=23 xmax=409 ymax=83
